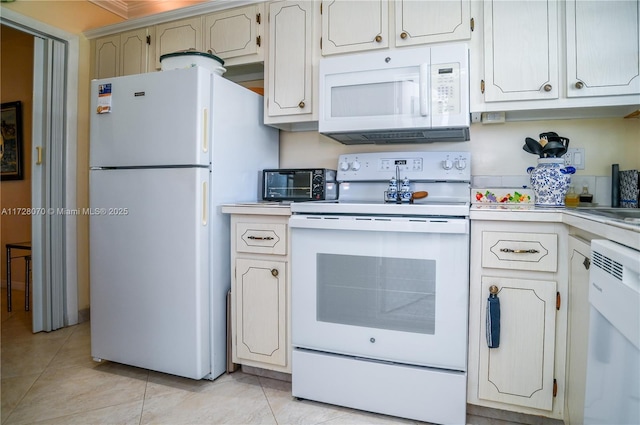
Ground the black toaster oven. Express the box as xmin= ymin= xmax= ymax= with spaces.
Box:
xmin=262 ymin=169 xmax=337 ymax=201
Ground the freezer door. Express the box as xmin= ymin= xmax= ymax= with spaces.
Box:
xmin=90 ymin=167 xmax=211 ymax=379
xmin=90 ymin=67 xmax=211 ymax=167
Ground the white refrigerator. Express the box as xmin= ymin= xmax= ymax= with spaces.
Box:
xmin=89 ymin=67 xmax=278 ymax=380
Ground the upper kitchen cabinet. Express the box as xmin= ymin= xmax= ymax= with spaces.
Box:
xmin=120 ymin=28 xmax=154 ymax=76
xmin=320 ymin=0 xmax=471 ymax=56
xmin=471 ymin=0 xmax=640 ymax=118
xmin=482 ymin=0 xmax=559 ymax=103
xmin=394 ymin=0 xmax=471 ymax=47
xmin=94 ymin=34 xmax=121 ymax=79
xmin=321 ymin=0 xmax=389 ymax=55
xmin=566 ymin=0 xmax=640 ymax=98
xmin=265 ymin=0 xmax=318 ymax=129
xmin=203 ymin=3 xmax=265 ymax=67
xmin=94 ymin=29 xmax=153 ymax=79
xmin=154 ymin=16 xmax=203 ymax=70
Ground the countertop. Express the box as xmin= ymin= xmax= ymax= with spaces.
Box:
xmin=470 ymin=205 xmax=640 ymax=251
xmin=221 ymin=202 xmax=292 ymax=216
xmin=221 ymin=202 xmax=638 ymax=251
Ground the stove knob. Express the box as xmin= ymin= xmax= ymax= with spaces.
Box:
xmin=455 ymin=159 xmax=467 ymax=170
xmin=339 ymin=161 xmax=350 ymax=171
xmin=351 ymin=160 xmax=361 ymax=171
xmin=442 ymin=159 xmax=453 ymax=170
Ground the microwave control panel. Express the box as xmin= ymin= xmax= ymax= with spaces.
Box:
xmin=432 ymin=62 xmax=461 ymax=116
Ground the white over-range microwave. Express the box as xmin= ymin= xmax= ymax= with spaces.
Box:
xmin=319 ymin=43 xmax=470 ymax=144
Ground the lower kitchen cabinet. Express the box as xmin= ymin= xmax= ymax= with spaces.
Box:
xmin=468 ymin=220 xmax=568 ymax=420
xmin=565 ymin=235 xmax=591 ymax=425
xmin=224 ymin=208 xmax=292 ymax=374
xmin=235 ymin=257 xmax=287 ymax=367
xmin=478 ymin=276 xmax=558 ymax=411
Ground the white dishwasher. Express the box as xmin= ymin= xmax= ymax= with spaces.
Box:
xmin=584 ymin=239 xmax=640 ymax=425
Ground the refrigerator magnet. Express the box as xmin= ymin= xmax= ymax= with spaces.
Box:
xmin=97 ymin=83 xmax=112 ymax=114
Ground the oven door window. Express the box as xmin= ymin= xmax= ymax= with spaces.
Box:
xmin=317 ymin=254 xmax=436 ymax=335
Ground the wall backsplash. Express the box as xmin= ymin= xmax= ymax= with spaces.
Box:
xmin=279 ymin=117 xmax=639 ymax=179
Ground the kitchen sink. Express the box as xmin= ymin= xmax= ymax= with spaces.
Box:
xmin=577 ymin=207 xmax=640 ymax=224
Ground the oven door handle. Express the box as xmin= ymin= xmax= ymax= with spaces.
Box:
xmin=288 ymin=215 xmax=469 ymax=234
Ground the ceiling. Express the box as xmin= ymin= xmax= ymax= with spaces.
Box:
xmin=88 ymin=0 xmax=210 ymax=20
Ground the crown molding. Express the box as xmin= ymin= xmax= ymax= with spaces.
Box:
xmin=88 ymin=0 xmax=129 ymax=19
xmin=84 ymin=0 xmax=260 ymax=39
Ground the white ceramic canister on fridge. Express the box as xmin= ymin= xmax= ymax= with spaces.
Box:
xmin=527 ymin=158 xmax=576 ymax=207
xmin=160 ymin=50 xmax=226 ymax=75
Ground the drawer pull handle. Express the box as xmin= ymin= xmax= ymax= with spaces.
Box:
xmin=499 ymin=248 xmax=539 ymax=254
xmin=271 ymin=268 xmax=279 ymax=277
xmin=248 ymin=236 xmax=274 ymax=241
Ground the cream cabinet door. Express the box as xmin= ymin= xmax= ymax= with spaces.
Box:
xmin=483 ymin=0 xmax=559 ymax=102
xmin=203 ymin=3 xmax=264 ymax=66
xmin=95 ymin=34 xmax=120 ymax=79
xmin=565 ymin=236 xmax=591 ymax=425
xmin=321 ymin=0 xmax=388 ymax=55
xmin=478 ymin=276 xmax=558 ymax=411
xmin=566 ymin=0 xmax=640 ymax=98
xmin=266 ymin=1 xmax=313 ymax=118
xmin=120 ymin=28 xmax=152 ymax=76
xmin=234 ymin=258 xmax=287 ymax=367
xmin=154 ymin=16 xmax=203 ymax=70
xmin=394 ymin=0 xmax=470 ymax=47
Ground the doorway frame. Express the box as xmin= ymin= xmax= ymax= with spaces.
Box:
xmin=1 ymin=8 xmax=79 ymax=328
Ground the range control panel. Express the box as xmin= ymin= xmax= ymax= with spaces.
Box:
xmin=337 ymin=151 xmax=470 ymax=182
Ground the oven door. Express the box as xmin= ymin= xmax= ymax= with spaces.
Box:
xmin=290 ymin=215 xmax=469 ymax=371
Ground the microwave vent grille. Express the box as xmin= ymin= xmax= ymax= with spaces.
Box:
xmin=323 ymin=127 xmax=470 ymax=145
xmin=365 ymin=131 xmax=425 ymax=141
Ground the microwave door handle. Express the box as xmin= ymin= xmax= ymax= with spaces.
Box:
xmin=419 ymin=63 xmax=429 ymax=117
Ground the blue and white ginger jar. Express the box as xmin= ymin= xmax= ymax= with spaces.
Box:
xmin=527 ymin=158 xmax=576 ymax=207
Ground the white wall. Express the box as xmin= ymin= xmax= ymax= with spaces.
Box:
xmin=280 ymin=117 xmax=639 ymax=177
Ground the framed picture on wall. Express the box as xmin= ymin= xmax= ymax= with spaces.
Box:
xmin=1 ymin=101 xmax=23 ymax=181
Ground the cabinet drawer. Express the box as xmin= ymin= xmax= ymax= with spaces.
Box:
xmin=482 ymin=231 xmax=558 ymax=272
xmin=236 ymin=222 xmax=287 ymax=255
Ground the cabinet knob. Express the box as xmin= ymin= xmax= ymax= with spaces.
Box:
xmin=575 ymin=81 xmax=584 ymax=89
xmin=583 ymin=257 xmax=591 ymax=270
xmin=400 ymin=32 xmax=408 ymax=39
xmin=489 ymin=285 xmax=499 ymax=295
xmin=375 ymin=35 xmax=382 ymax=43
xmin=271 ymin=268 xmax=279 ymax=277
xmin=298 ymin=101 xmax=305 ymax=108
xmin=543 ymin=84 xmax=552 ymax=92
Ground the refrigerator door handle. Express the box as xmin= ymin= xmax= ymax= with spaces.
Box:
xmin=202 ymin=109 xmax=209 ymax=153
xmin=202 ymin=181 xmax=208 ymax=226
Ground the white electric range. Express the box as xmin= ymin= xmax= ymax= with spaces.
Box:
xmin=289 ymin=151 xmax=471 ymax=425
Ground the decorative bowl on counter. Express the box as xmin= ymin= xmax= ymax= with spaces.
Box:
xmin=472 ymin=188 xmax=533 ymax=204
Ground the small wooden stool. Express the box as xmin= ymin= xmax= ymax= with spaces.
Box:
xmin=6 ymin=241 xmax=32 ymax=312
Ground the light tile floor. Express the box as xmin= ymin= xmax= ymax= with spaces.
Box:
xmin=1 ymin=289 xmax=556 ymax=425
